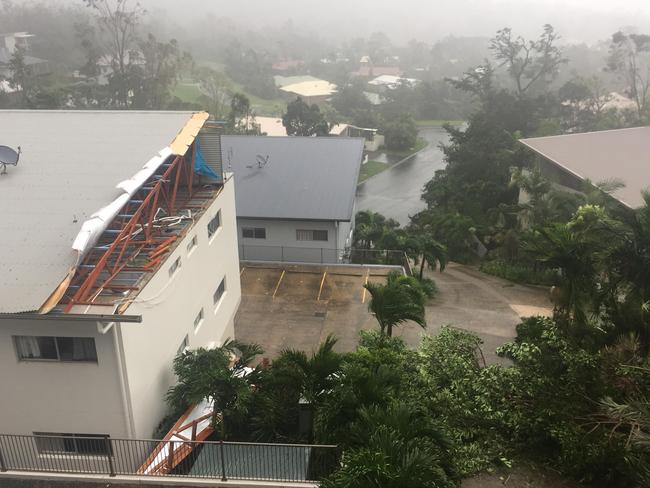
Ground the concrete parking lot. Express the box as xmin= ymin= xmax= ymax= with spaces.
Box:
xmin=234 ymin=262 xmax=552 ymax=364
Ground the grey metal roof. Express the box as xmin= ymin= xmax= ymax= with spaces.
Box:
xmin=520 ymin=126 xmax=650 ymax=208
xmin=221 ymin=135 xmax=364 ymax=221
xmin=0 ymin=110 xmax=195 ymax=313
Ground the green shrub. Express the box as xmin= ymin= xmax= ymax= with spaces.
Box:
xmin=480 ymin=259 xmax=558 ymax=285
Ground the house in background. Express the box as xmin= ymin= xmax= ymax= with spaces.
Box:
xmin=520 ymin=126 xmax=650 ymax=209
xmin=330 ymin=123 xmax=385 ymax=151
xmin=367 ymin=74 xmax=419 ymax=92
xmin=278 ymin=79 xmax=338 ymax=106
xmin=221 ymin=135 xmax=364 ymax=263
xmin=0 ymin=111 xmax=241 ymax=443
xmin=253 ymin=116 xmax=384 ymax=152
xmin=271 ymin=59 xmax=305 ymax=72
xmin=0 ymin=32 xmax=49 ymax=79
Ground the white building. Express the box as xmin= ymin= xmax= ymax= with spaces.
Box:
xmin=0 ymin=111 xmax=241 ymax=442
xmin=221 ymin=135 xmax=364 ymax=263
xmin=254 ymin=116 xmax=384 ymax=152
xmin=0 ymin=32 xmax=49 ymax=78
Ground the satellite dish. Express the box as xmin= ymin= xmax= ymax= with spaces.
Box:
xmin=246 ymin=154 xmax=270 ymax=170
xmin=0 ymin=145 xmax=20 ymax=175
xmin=255 ymin=154 xmax=270 ymax=168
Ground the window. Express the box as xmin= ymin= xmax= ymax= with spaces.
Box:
xmin=193 ymin=308 xmax=204 ymax=330
xmin=14 ymin=336 xmax=97 ymax=362
xmin=296 ymin=229 xmax=328 ymax=241
xmin=207 ymin=210 xmax=221 ymax=238
xmin=177 ymin=334 xmax=189 ymax=355
xmin=168 ymin=256 xmax=181 ymax=277
xmin=242 ymin=227 xmax=266 ymax=239
xmin=34 ymin=433 xmax=110 ymax=456
xmin=213 ymin=277 xmax=226 ymax=305
xmin=186 ymin=235 xmax=198 ymax=254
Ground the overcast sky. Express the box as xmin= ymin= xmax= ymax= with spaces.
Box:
xmin=139 ymin=0 xmax=650 ymax=44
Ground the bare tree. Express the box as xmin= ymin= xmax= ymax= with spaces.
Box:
xmin=607 ymin=31 xmax=650 ymax=120
xmin=83 ymin=0 xmax=144 ymax=107
xmin=490 ymin=24 xmax=567 ymax=97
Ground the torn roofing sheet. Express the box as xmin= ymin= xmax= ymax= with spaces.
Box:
xmin=0 ymin=110 xmax=206 ymax=313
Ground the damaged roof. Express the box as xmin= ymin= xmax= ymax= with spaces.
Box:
xmin=521 ymin=126 xmax=650 ymax=208
xmin=221 ymin=135 xmax=364 ymax=222
xmin=0 ymin=110 xmax=198 ymax=313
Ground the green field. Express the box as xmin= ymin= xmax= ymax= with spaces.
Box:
xmin=172 ymin=82 xmax=204 ymax=104
xmin=173 ymin=79 xmax=285 ymax=116
xmin=358 ymin=160 xmax=389 ymax=183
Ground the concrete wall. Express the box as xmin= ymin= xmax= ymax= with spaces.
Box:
xmin=0 ymin=319 xmax=127 ymax=438
xmin=122 ymin=176 xmax=241 ymax=439
xmin=237 ymin=218 xmax=351 ymax=263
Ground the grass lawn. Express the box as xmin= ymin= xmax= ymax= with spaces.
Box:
xmin=358 ymin=160 xmax=389 ymax=183
xmin=383 ymin=137 xmax=429 ymax=158
xmin=173 ymin=64 xmax=287 ymax=116
xmin=171 ymin=82 xmax=204 ymax=104
xmin=415 ymin=119 xmax=465 ymax=127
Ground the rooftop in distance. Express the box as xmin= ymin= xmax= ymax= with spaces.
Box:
xmin=520 ymin=126 xmax=650 ymax=208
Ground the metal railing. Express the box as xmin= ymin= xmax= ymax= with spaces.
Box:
xmin=0 ymin=434 xmax=339 ymax=483
xmin=239 ymin=244 xmax=411 ymax=272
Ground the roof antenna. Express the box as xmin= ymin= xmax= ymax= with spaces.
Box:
xmin=0 ymin=145 xmax=20 ymax=175
xmin=227 ymin=147 xmax=233 ymax=172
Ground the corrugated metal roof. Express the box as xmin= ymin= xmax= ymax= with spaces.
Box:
xmin=520 ymin=126 xmax=650 ymax=208
xmin=0 ymin=110 xmax=197 ymax=313
xmin=221 ymin=135 xmax=364 ymax=221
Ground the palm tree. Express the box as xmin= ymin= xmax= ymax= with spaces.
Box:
xmin=417 ymin=236 xmax=448 ymax=279
xmin=353 ymin=210 xmax=400 ymax=250
xmin=364 ymin=271 xmax=432 ymax=337
xmin=276 ymin=334 xmax=342 ymax=404
xmin=321 ymin=401 xmax=456 ymax=488
xmin=166 ymin=339 xmax=263 ymax=437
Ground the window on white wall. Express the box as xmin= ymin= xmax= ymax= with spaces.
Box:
xmin=168 ymin=256 xmax=181 ymax=277
xmin=296 ymin=229 xmax=328 ymax=241
xmin=242 ymin=227 xmax=266 ymax=239
xmin=14 ymin=336 xmax=97 ymax=362
xmin=207 ymin=210 xmax=221 ymax=238
xmin=193 ymin=308 xmax=204 ymax=330
xmin=177 ymin=334 xmax=189 ymax=355
xmin=34 ymin=433 xmax=110 ymax=456
xmin=213 ymin=277 xmax=226 ymax=305
xmin=186 ymin=235 xmax=198 ymax=254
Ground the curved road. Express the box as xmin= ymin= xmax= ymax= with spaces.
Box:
xmin=356 ymin=127 xmax=449 ymax=225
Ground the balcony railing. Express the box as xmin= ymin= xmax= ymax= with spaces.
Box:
xmin=0 ymin=434 xmax=339 ymax=483
xmin=239 ymin=244 xmax=412 ymax=273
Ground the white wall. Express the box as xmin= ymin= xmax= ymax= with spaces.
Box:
xmin=0 ymin=319 xmax=127 ymax=438
xmin=237 ymin=218 xmax=351 ymax=263
xmin=122 ymin=176 xmax=241 ymax=439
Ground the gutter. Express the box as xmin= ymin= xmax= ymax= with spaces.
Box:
xmin=0 ymin=313 xmax=142 ymax=323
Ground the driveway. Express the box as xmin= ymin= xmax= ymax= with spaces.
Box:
xmin=234 ymin=262 xmax=552 ymax=364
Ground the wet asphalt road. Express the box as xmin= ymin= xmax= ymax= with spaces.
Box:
xmin=356 ymin=126 xmax=449 ymax=225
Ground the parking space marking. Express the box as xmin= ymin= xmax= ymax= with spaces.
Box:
xmin=272 ymin=270 xmax=286 ymax=299
xmin=317 ymin=272 xmax=327 ymax=301
xmin=361 ymin=269 xmax=370 ymax=303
